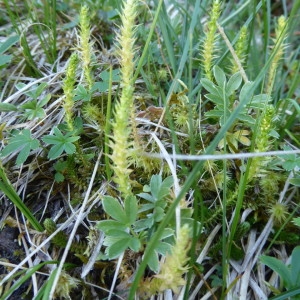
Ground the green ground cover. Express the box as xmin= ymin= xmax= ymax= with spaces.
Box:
xmin=0 ymin=0 xmax=299 ymax=299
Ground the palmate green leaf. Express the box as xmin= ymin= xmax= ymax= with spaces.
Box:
xmin=42 ymin=127 xmax=80 ymax=160
xmin=74 ymin=84 xmax=91 ymax=102
xmin=205 ymin=109 xmax=225 ymax=117
xmin=102 ymin=196 xmax=127 ymax=223
xmin=20 ymin=94 xmax=51 ymax=120
xmin=1 ymin=129 xmax=40 ymax=165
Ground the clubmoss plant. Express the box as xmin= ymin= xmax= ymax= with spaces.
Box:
xmin=79 ymin=5 xmax=94 ymax=91
xmin=267 ymin=202 xmax=289 ymax=225
xmin=265 ymin=16 xmax=287 ymax=95
xmin=110 ymin=0 xmax=137 ymax=197
xmin=139 ymin=224 xmax=191 ymax=298
xmin=44 ymin=218 xmax=88 ymax=254
xmin=202 ymin=0 xmax=221 ymax=80
xmin=62 ymin=53 xmax=79 ymax=132
xmin=53 ymin=271 xmax=80 ymax=299
xmin=230 ymin=26 xmax=248 ymax=75
xmin=248 ymin=105 xmax=276 ymax=181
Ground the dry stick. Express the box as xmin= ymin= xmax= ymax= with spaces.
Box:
xmin=217 ymin=23 xmax=249 ymax=83
xmin=48 ymin=151 xmax=102 ymax=298
xmin=146 ymin=149 xmax=300 ymax=161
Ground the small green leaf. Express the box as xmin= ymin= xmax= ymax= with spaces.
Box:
xmin=24 ymin=83 xmax=47 ymax=99
xmin=237 ymin=113 xmax=255 ymax=125
xmin=239 ymin=82 xmax=254 ymax=103
xmin=47 ymin=144 xmax=65 ymax=159
xmin=99 ymin=69 xmax=120 ymax=82
xmin=201 ymin=78 xmax=218 ymax=95
xmin=97 ymin=220 xmax=128 ymax=232
xmin=1 ymin=129 xmax=40 ymax=165
xmin=153 ymin=207 xmax=165 ymax=222
xmin=124 ymin=195 xmax=138 ymax=224
xmin=21 ymin=98 xmax=48 ymax=120
xmin=147 ymin=250 xmax=159 ymax=272
xmin=226 ymin=72 xmax=242 ymax=95
xmin=150 ymin=174 xmax=162 ymax=200
xmin=0 ymin=103 xmax=18 ymax=112
xmin=42 ymin=127 xmax=80 ymax=160
xmin=161 ymin=228 xmax=174 ymax=239
xmin=134 ymin=218 xmax=154 ymax=232
xmin=143 ymin=184 xmax=151 ymax=193
xmin=108 ymin=238 xmax=130 ymax=259
xmin=63 ymin=142 xmax=76 ymax=155
xmin=54 ymin=172 xmax=65 ymax=182
xmin=213 ymin=65 xmax=227 ymax=88
xmin=128 ymin=237 xmax=141 ymax=252
xmin=138 ymin=203 xmax=154 ymax=213
xmin=155 ymin=242 xmax=172 ymax=256
xmin=105 ymin=230 xmax=131 ymax=238
xmin=92 ymin=81 xmax=108 ymax=93
xmin=158 ymin=176 xmax=173 ymax=199
xmin=102 ymin=196 xmax=127 ymax=223
xmin=137 ymin=192 xmax=154 ymax=202
xmin=205 ymin=93 xmax=224 ymax=106
xmin=251 ymin=94 xmax=271 ymax=108
xmin=74 ymin=84 xmax=91 ymax=101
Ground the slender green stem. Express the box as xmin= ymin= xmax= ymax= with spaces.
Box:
xmin=0 ymin=164 xmax=44 ymax=232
